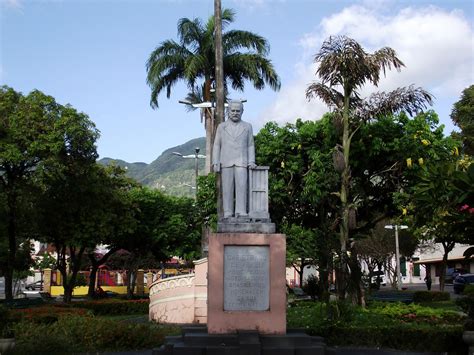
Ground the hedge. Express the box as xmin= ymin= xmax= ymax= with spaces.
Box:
xmin=318 ymin=324 xmax=466 ymax=354
xmin=413 ymin=291 xmax=450 ymax=303
xmin=70 ymin=299 xmax=149 ymax=315
xmin=11 ymin=316 xmax=180 ymax=354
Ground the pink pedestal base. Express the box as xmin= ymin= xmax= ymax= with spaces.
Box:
xmin=207 ymin=232 xmax=286 ymax=334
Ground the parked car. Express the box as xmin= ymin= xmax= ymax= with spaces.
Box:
xmin=371 ymin=274 xmax=387 ymax=286
xmin=25 ymin=280 xmax=43 ymax=291
xmin=453 ymin=273 xmax=474 ymax=294
xmin=446 ymin=267 xmax=468 ymax=284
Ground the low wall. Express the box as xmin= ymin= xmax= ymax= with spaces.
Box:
xmin=149 ymin=258 xmax=208 ymax=324
xmin=50 ymin=285 xmax=149 ymax=296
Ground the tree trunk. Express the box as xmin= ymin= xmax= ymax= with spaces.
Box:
xmin=337 ymin=90 xmax=351 ymax=300
xmin=88 ymin=263 xmax=100 ymax=299
xmin=87 ymin=248 xmax=118 ymax=298
xmin=5 ymin=189 xmax=17 ymax=301
xmin=126 ymin=268 xmax=137 ymax=299
xmin=439 ymin=241 xmax=455 ymax=292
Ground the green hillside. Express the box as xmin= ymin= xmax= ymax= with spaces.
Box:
xmin=98 ymin=137 xmax=206 ymax=198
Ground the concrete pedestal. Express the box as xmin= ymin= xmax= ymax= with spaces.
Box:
xmin=207 ymin=233 xmax=286 ymax=334
xmin=155 ymin=326 xmax=326 ymax=355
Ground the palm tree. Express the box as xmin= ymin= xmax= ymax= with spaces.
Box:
xmin=306 ymin=36 xmax=433 ymax=303
xmin=146 ymin=8 xmax=280 ymax=173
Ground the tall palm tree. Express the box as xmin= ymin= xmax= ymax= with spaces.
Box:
xmin=306 ymin=36 xmax=433 ymax=303
xmin=146 ymin=8 xmax=280 ymax=173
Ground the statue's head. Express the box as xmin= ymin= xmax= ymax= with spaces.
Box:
xmin=227 ymin=100 xmax=244 ymax=122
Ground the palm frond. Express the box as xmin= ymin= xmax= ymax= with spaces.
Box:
xmin=224 ymin=53 xmax=280 ymax=91
xmin=223 ymin=30 xmax=269 ymax=55
xmin=183 ymin=85 xmax=205 ymax=112
xmin=314 ymin=35 xmax=406 ymax=91
xmin=205 ymin=7 xmax=236 ymax=34
xmin=354 ymin=86 xmax=434 ymax=120
xmin=305 ymin=82 xmax=344 ymax=109
xmin=178 ymin=17 xmax=204 ymax=47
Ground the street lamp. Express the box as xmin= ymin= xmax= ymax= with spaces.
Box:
xmin=172 ymin=148 xmax=206 ymax=198
xmin=385 ymin=224 xmax=408 ymax=290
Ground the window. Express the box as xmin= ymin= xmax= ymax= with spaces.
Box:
xmin=400 ymin=257 xmax=407 ymax=276
xmin=412 ymin=258 xmax=420 ymax=276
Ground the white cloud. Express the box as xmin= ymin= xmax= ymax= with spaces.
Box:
xmin=1 ymin=0 xmax=22 ymax=9
xmin=259 ymin=4 xmax=474 ymax=127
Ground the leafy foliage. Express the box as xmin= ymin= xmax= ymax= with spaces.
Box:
xmin=451 ymin=84 xmax=474 ymax=155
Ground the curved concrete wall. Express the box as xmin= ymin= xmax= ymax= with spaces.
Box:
xmin=149 ymin=258 xmax=208 ymax=324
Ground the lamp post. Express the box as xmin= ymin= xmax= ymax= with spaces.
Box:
xmin=172 ymin=148 xmax=206 ymax=199
xmin=385 ymin=224 xmax=408 ymax=290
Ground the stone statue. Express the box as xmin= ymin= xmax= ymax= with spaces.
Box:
xmin=212 ymin=100 xmax=256 ymax=219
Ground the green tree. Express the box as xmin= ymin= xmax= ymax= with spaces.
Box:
xmin=305 ymin=36 xmax=432 ymax=301
xmin=255 ymin=117 xmax=340 ymax=300
xmin=34 ymin=106 xmax=100 ymax=303
xmin=411 ymin=157 xmax=472 ymax=291
xmin=451 ymin=85 xmax=474 ymax=155
xmin=85 ymin=166 xmax=139 ymax=299
xmin=0 ymin=86 xmax=66 ymax=301
xmin=121 ymin=187 xmax=200 ymax=298
xmin=146 ymin=8 xmax=280 ymax=172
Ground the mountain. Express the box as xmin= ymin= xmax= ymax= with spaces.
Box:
xmin=98 ymin=137 xmax=206 ymax=198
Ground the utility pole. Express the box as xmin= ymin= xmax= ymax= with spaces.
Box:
xmin=385 ymin=224 xmax=408 ymax=290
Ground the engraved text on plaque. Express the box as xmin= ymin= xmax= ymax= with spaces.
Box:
xmin=224 ymin=246 xmax=270 ymax=311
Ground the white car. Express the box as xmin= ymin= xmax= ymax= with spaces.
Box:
xmin=371 ymin=274 xmax=387 ymax=286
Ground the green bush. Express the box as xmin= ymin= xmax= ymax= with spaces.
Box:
xmin=0 ymin=305 xmax=14 ymax=337
xmin=9 ymin=305 xmax=92 ymax=324
xmin=463 ymin=284 xmax=474 ymax=297
xmin=287 ymin=301 xmax=466 ymax=353
xmin=11 ymin=316 xmax=180 ymax=354
xmin=322 ymin=324 xmax=465 ymax=353
xmin=70 ymin=299 xmax=149 ymax=315
xmin=413 ymin=290 xmax=450 ymax=303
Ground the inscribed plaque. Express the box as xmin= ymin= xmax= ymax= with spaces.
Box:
xmin=224 ymin=245 xmax=270 ymax=311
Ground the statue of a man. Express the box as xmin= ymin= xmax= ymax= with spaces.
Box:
xmin=212 ymin=100 xmax=256 ymax=219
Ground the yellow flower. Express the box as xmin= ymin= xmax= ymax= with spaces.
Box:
xmin=421 ymin=139 xmax=430 ymax=146
xmin=402 ymin=208 xmax=407 ymax=216
xmin=418 ymin=158 xmax=424 ymax=165
xmin=452 ymin=147 xmax=459 ymax=156
xmin=406 ymin=158 xmax=412 ymax=168
xmin=281 ymin=161 xmax=285 ymax=168
xmin=298 ymin=144 xmax=302 ymax=150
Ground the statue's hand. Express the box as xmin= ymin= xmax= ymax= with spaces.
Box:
xmin=213 ymin=164 xmax=221 ymax=173
xmin=248 ymin=163 xmax=257 ymax=170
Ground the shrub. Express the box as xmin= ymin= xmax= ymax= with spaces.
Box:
xmin=322 ymin=324 xmax=465 ymax=353
xmin=413 ymin=291 xmax=450 ymax=303
xmin=288 ymin=301 xmax=467 ymax=353
xmin=9 ymin=306 xmax=91 ymax=324
xmin=11 ymin=316 xmax=180 ymax=354
xmin=463 ymin=284 xmax=474 ymax=297
xmin=71 ymin=299 xmax=149 ymax=315
xmin=0 ymin=305 xmax=14 ymax=337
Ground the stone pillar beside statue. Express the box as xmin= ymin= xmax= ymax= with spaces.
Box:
xmin=217 ymin=166 xmax=275 ymax=234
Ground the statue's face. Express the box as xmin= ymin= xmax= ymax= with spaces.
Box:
xmin=228 ymin=102 xmax=243 ymax=122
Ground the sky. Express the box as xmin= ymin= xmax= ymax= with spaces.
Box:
xmin=1 ymin=0 xmax=473 ymax=163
